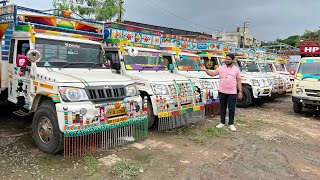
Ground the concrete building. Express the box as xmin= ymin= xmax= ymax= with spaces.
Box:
xmin=213 ymin=23 xmax=261 ymax=48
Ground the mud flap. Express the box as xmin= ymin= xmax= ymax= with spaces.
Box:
xmin=63 ymin=117 xmax=148 ymax=158
xmin=205 ymin=100 xmax=221 ymax=116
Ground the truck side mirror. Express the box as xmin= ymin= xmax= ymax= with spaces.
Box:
xmin=26 ymin=49 xmax=41 ymax=63
xmin=289 ymin=69 xmax=296 ymax=75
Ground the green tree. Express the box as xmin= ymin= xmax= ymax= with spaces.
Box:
xmin=277 ymin=35 xmax=300 ymax=48
xmin=52 ymin=0 xmax=123 ymax=21
xmin=301 ymin=28 xmax=320 ymax=41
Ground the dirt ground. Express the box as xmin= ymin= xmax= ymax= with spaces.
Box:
xmin=1 ymin=96 xmax=320 ymax=180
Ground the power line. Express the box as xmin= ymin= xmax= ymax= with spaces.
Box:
xmin=144 ymin=0 xmax=219 ymax=33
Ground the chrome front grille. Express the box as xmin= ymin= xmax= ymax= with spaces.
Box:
xmin=85 ymin=85 xmax=126 ymax=102
xmin=305 ymin=89 xmax=320 ymax=97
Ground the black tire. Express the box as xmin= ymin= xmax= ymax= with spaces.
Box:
xmin=147 ymin=99 xmax=155 ymax=128
xmin=32 ymin=100 xmax=63 ymax=154
xmin=269 ymin=93 xmax=277 ymax=101
xmin=293 ymin=103 xmax=302 ymax=113
xmin=237 ymin=86 xmax=252 ymax=108
xmin=255 ymin=96 xmax=268 ymax=105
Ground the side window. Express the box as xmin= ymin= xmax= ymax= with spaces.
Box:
xmin=163 ymin=56 xmax=172 ymax=68
xmin=268 ymin=64 xmax=274 ymax=71
xmin=105 ymin=51 xmax=119 ymax=63
xmin=17 ymin=40 xmax=30 ymax=56
xmin=9 ymin=39 xmax=15 ymax=64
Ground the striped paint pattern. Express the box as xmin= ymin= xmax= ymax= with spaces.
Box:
xmin=38 ymin=91 xmax=61 ymax=103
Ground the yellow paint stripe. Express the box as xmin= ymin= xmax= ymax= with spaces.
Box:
xmin=40 ymin=83 xmax=53 ymax=90
xmin=33 ymin=81 xmax=39 ymax=86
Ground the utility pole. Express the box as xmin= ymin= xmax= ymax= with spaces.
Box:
xmin=119 ymin=0 xmax=124 ymax=22
xmin=242 ymin=22 xmax=249 ymax=48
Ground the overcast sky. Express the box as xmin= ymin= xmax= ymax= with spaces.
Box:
xmin=10 ymin=0 xmax=320 ymax=41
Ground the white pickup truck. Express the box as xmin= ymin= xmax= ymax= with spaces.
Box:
xmin=265 ymin=59 xmax=294 ymax=92
xmin=103 ymin=22 xmax=205 ymax=130
xmin=237 ymin=59 xmax=286 ymax=100
xmin=0 ymin=5 xmax=147 ymax=157
xmin=160 ymin=45 xmax=220 ymax=115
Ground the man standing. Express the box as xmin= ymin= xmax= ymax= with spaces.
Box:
xmin=204 ymin=54 xmax=242 ymax=131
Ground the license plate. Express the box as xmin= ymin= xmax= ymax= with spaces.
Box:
xmin=105 ymin=107 xmax=126 ymax=118
xmin=264 ymin=89 xmax=270 ymax=93
xmin=107 ymin=116 xmax=128 ymax=124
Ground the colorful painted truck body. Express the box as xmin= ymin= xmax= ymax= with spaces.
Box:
xmin=292 ymin=41 xmax=320 ymax=113
xmin=103 ymin=22 xmax=205 ymax=131
xmin=0 ymin=5 xmax=147 ymax=157
xmin=159 ymin=35 xmax=220 ymax=116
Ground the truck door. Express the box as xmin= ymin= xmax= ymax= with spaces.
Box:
xmin=8 ymin=39 xmax=32 ymax=109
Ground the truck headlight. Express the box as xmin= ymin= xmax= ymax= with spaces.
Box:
xmin=296 ymin=88 xmax=303 ymax=95
xmin=251 ymin=79 xmax=260 ymax=86
xmin=125 ymin=84 xmax=137 ymax=97
xmin=59 ymin=87 xmax=89 ymax=102
xmin=200 ymin=80 xmax=213 ymax=89
xmin=151 ymin=84 xmax=169 ymax=95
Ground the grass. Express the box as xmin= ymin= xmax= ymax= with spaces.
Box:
xmin=203 ymin=126 xmax=229 ymax=137
xmin=109 ymin=160 xmax=141 ymax=180
xmin=236 ymin=118 xmax=262 ymax=130
xmin=83 ymin=156 xmax=98 ymax=175
xmin=171 ymin=124 xmax=229 ymax=144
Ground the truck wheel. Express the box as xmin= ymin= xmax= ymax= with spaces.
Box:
xmin=32 ymin=100 xmax=63 ymax=154
xmin=255 ymin=96 xmax=268 ymax=105
xmin=293 ymin=103 xmax=302 ymax=113
xmin=237 ymin=87 xmax=252 ymax=108
xmin=147 ymin=99 xmax=155 ymax=128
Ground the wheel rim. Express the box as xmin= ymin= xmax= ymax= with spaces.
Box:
xmin=38 ymin=116 xmax=54 ymax=144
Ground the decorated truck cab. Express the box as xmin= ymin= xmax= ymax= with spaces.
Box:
xmin=103 ymin=22 xmax=204 ymax=130
xmin=159 ymin=35 xmax=220 ymax=116
xmin=265 ymin=58 xmax=293 ymax=92
xmin=292 ymin=41 xmax=320 ymax=113
xmin=256 ymin=60 xmax=291 ymax=95
xmin=0 ymin=5 xmax=147 ymax=157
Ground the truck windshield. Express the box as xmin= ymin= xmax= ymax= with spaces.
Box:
xmin=274 ymin=63 xmax=287 ymax=72
xmin=123 ymin=51 xmax=166 ymax=71
xmin=297 ymin=60 xmax=320 ymax=78
xmin=238 ymin=61 xmax=260 ymax=72
xmin=36 ymin=38 xmax=108 ymax=69
xmin=177 ymin=55 xmax=201 ymax=71
xmin=257 ymin=63 xmax=272 ymax=73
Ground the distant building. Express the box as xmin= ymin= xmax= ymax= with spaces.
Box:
xmin=213 ymin=24 xmax=261 ymax=48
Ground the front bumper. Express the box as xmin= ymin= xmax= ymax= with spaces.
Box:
xmin=252 ymin=86 xmax=272 ymax=98
xmin=55 ymin=97 xmax=145 ymax=133
xmin=286 ymin=83 xmax=293 ymax=93
xmin=292 ymin=96 xmax=320 ymax=106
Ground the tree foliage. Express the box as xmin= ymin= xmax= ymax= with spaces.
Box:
xmin=276 ymin=35 xmax=300 ymax=48
xmin=52 ymin=0 xmax=123 ymax=21
xmin=275 ymin=27 xmax=320 ymax=48
xmin=300 ymin=28 xmax=320 ymax=41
